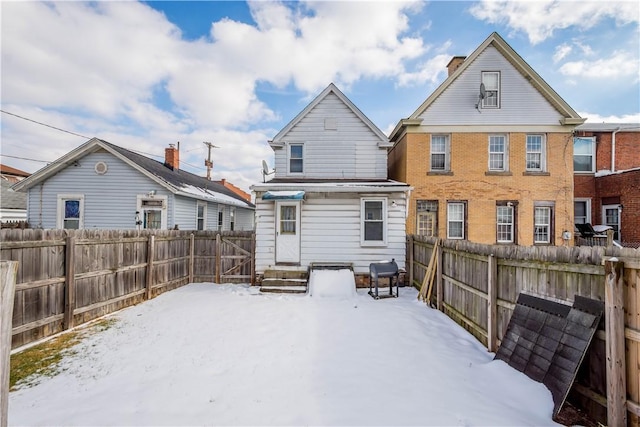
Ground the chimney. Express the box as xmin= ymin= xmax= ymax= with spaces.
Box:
xmin=164 ymin=143 xmax=180 ymax=170
xmin=447 ymin=56 xmax=466 ymax=76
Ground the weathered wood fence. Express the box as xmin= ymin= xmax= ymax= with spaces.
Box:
xmin=0 ymin=229 xmax=254 ymax=349
xmin=407 ymin=235 xmax=640 ymax=426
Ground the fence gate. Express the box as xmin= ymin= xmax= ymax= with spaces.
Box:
xmin=216 ymin=232 xmax=254 ymax=284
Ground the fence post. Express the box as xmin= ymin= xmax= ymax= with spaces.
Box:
xmin=487 ymin=254 xmax=497 ymax=352
xmin=1 ymin=261 xmax=19 ymax=427
xmin=215 ymin=233 xmax=221 ymax=284
xmin=604 ymin=259 xmax=627 ymax=427
xmin=146 ymin=235 xmax=155 ymax=300
xmin=63 ymin=236 xmax=76 ymax=330
xmin=408 ymin=235 xmax=414 ymax=289
xmin=189 ymin=234 xmax=194 ymax=284
xmin=436 ymin=240 xmax=443 ymax=311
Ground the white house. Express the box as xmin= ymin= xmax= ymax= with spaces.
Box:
xmin=251 ymin=83 xmax=411 ymax=290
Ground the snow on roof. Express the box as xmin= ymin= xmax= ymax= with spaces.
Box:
xmin=177 ymin=184 xmax=251 ymax=207
xmin=594 ymin=167 xmax=640 ymax=177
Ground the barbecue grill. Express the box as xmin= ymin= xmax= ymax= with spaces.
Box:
xmin=368 ymin=258 xmax=399 ymax=299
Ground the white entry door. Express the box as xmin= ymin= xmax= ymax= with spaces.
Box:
xmin=276 ymin=201 xmax=301 ymax=263
xmin=602 ymin=204 xmax=621 ymax=241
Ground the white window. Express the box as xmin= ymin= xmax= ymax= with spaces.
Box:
xmin=447 ymin=202 xmax=465 ymax=239
xmin=602 ymin=204 xmax=621 ymax=241
xmin=57 ymin=194 xmax=84 ymax=229
xmin=218 ymin=209 xmax=224 ymax=230
xmin=289 ymin=144 xmax=304 ymax=174
xmin=496 ymin=205 xmax=514 ymax=243
xmin=534 ymin=206 xmax=552 ymax=244
xmin=574 ymin=137 xmax=595 ymax=173
xmin=526 ymin=134 xmax=546 ymax=172
xmin=481 ymin=71 xmax=500 ymax=108
xmin=361 ymin=198 xmax=387 ymax=246
xmin=230 ymin=207 xmax=235 ymax=231
xmin=574 ymin=199 xmax=591 ymax=225
xmin=136 ymin=195 xmax=167 ymax=230
xmin=196 ymin=202 xmax=207 ymax=231
xmin=430 ymin=135 xmax=450 ymax=172
xmin=488 ymin=135 xmax=508 ymax=171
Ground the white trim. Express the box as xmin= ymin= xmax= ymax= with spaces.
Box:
xmin=526 ymin=134 xmax=547 ymax=172
xmin=287 ymin=143 xmax=304 ymax=175
xmin=136 ymin=194 xmax=168 ymax=230
xmin=360 ymin=197 xmax=387 ymax=246
xmin=56 ymin=194 xmax=84 ymax=229
xmin=573 ymin=198 xmax=591 ymax=225
xmin=488 ymin=134 xmax=509 ymax=172
xmin=573 ymin=136 xmax=596 ymax=174
xmin=601 ymin=204 xmax=621 ymax=242
xmin=447 ymin=202 xmax=465 ymax=240
xmin=196 ymin=201 xmax=207 ymax=231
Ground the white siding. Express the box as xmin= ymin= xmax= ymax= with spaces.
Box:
xmin=419 ymin=46 xmax=564 ymax=125
xmin=255 ymin=193 xmax=406 ymax=275
xmin=273 ymin=93 xmax=388 ymax=180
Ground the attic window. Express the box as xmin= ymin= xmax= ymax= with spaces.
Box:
xmin=481 ymin=71 xmax=500 ymax=108
xmin=324 ymin=117 xmax=337 ymax=130
xmin=94 ymin=161 xmax=108 ymax=175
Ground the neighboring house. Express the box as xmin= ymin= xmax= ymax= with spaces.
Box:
xmin=1 ymin=163 xmax=30 ymax=183
xmin=388 ymin=32 xmax=584 ymax=246
xmin=573 ymin=123 xmax=640 ymax=247
xmin=1 ymin=178 xmax=27 ymax=223
xmin=12 ymin=138 xmax=255 ymax=231
xmin=251 ymin=83 xmax=411 ymax=284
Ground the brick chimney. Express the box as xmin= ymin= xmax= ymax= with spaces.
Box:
xmin=447 ymin=56 xmax=466 ymax=76
xmin=164 ymin=143 xmax=179 ymax=170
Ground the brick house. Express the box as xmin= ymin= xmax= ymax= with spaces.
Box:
xmin=573 ymin=123 xmax=640 ymax=247
xmin=388 ymin=32 xmax=585 ymax=246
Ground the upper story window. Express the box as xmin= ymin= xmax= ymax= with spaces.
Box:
xmin=361 ymin=198 xmax=387 ymax=246
xmin=57 ymin=194 xmax=84 ymax=229
xmin=574 ymin=137 xmax=595 ymax=173
xmin=430 ymin=135 xmax=450 ymax=172
xmin=481 ymin=71 xmax=500 ymax=108
xmin=289 ymin=144 xmax=304 ymax=174
xmin=526 ymin=134 xmax=546 ymax=172
xmin=488 ymin=135 xmax=508 ymax=171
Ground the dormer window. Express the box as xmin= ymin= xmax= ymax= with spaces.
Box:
xmin=482 ymin=71 xmax=500 ymax=108
xmin=289 ymin=143 xmax=304 ymax=174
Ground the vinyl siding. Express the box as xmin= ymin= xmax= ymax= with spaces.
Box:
xmin=419 ymin=46 xmax=564 ymax=125
xmin=273 ymin=93 xmax=388 ymax=180
xmin=255 ymin=193 xmax=406 ymax=275
xmin=27 ymin=151 xmax=174 ymax=229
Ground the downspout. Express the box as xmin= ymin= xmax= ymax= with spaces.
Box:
xmin=611 ymin=127 xmax=621 ymax=173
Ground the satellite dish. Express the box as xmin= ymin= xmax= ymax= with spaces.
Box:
xmin=261 ymin=160 xmax=274 ymax=182
xmin=479 ymin=83 xmax=486 ymax=99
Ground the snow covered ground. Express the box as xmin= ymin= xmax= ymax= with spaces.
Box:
xmin=9 ymin=271 xmax=559 ymax=426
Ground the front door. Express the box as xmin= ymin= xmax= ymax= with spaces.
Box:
xmin=276 ymin=201 xmax=301 ymax=263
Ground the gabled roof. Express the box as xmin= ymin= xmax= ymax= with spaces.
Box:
xmin=12 ymin=138 xmax=254 ymax=208
xmin=270 ymin=82 xmax=390 ymax=147
xmin=390 ymin=32 xmax=584 ymax=141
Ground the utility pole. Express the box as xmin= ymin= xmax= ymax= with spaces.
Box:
xmin=203 ymin=141 xmax=219 ymax=180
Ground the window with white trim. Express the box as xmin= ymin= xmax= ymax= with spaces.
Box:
xmin=574 ymin=199 xmax=591 ymax=225
xmin=488 ymin=135 xmax=508 ymax=171
xmin=218 ymin=209 xmax=224 ymax=231
xmin=289 ymin=143 xmax=304 ymax=174
xmin=534 ymin=206 xmax=552 ymax=244
xmin=430 ymin=135 xmax=450 ymax=172
xmin=447 ymin=202 xmax=465 ymax=239
xmin=196 ymin=202 xmax=207 ymax=231
xmin=481 ymin=71 xmax=500 ymax=108
xmin=526 ymin=134 xmax=546 ymax=172
xmin=496 ymin=204 xmax=514 ymax=243
xmin=57 ymin=194 xmax=84 ymax=229
xmin=361 ymin=198 xmax=387 ymax=245
xmin=574 ymin=137 xmax=595 ymax=173
xmin=137 ymin=195 xmax=167 ymax=230
xmin=230 ymin=207 xmax=235 ymax=231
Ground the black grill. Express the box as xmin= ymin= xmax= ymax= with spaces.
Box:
xmin=368 ymin=259 xmax=399 ymax=299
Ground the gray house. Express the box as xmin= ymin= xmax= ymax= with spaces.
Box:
xmin=12 ymin=138 xmax=254 ymax=230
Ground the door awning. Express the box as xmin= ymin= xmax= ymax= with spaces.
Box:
xmin=262 ymin=190 xmax=305 ymax=200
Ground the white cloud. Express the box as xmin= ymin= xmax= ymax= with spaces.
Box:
xmin=469 ymin=1 xmax=639 ymax=44
xmin=553 ymin=43 xmax=572 ymax=63
xmin=397 ymin=53 xmax=451 ymax=87
xmin=559 ymin=50 xmax=640 ymax=79
xmin=579 ymin=111 xmax=640 ymax=123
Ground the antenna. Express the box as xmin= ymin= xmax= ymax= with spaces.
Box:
xmin=476 ymin=83 xmax=486 ymax=113
xmin=261 ymin=160 xmax=275 ymax=182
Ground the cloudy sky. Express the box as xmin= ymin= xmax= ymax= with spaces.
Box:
xmin=2 ymin=1 xmax=639 ymax=192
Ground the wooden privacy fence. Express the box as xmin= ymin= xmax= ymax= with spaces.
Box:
xmin=0 ymin=229 xmax=254 ymax=349
xmin=407 ymin=235 xmax=640 ymax=426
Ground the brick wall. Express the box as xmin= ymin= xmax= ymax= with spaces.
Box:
xmin=389 ymin=131 xmax=575 ymax=246
xmin=595 ymin=169 xmax=640 ymax=246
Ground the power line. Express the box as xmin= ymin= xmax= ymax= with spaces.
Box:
xmin=0 ymin=154 xmax=49 ymax=163
xmin=1 ymin=109 xmax=90 ymax=139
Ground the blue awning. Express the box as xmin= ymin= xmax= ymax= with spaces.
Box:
xmin=262 ymin=190 xmax=305 ymax=200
